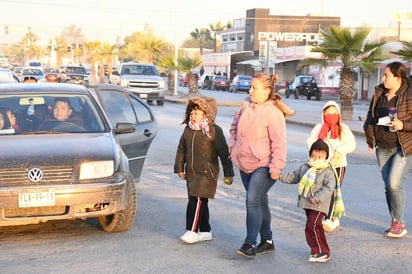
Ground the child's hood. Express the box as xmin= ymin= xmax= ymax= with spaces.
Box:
xmin=187 ymin=96 xmax=217 ymax=124
xmin=321 ymin=100 xmax=341 ymax=123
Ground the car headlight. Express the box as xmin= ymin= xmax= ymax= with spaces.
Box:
xmin=120 ymin=79 xmax=129 ymax=87
xmin=80 ymin=160 xmax=114 ymax=180
xmin=158 ymin=79 xmax=166 ymax=89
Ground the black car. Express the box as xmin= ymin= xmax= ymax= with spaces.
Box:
xmin=285 ymin=75 xmax=322 ymax=100
xmin=60 ymin=65 xmax=89 ymax=87
xmin=0 ymin=83 xmax=158 ymax=232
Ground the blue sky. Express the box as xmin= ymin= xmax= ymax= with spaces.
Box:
xmin=1 ymin=0 xmax=411 ymax=45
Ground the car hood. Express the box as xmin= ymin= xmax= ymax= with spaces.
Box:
xmin=0 ymin=133 xmax=116 ymax=167
xmin=121 ymin=74 xmax=162 ymax=81
xmin=66 ymin=73 xmax=87 ymax=77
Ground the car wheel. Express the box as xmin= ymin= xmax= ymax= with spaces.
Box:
xmin=306 ymin=94 xmax=311 ymax=100
xmin=157 ymin=100 xmax=164 ymax=106
xmin=147 ymin=100 xmax=153 ymax=105
xmin=285 ymin=89 xmax=290 ymax=98
xmin=294 ymin=89 xmax=299 ymax=99
xmin=98 ymin=178 xmax=137 ymax=232
xmin=316 ymin=92 xmax=321 ymax=101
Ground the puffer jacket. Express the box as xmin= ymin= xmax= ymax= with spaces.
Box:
xmin=174 ymin=123 xmax=234 ymax=199
xmin=364 ymin=82 xmax=412 ymax=156
xmin=306 ymin=100 xmax=356 ymax=167
xmin=229 ymin=98 xmax=287 ymax=177
xmin=279 ymin=164 xmax=336 ymax=214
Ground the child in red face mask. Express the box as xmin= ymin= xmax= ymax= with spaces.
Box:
xmin=307 ymin=101 xmax=356 ymax=232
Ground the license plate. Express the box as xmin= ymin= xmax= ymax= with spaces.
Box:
xmin=18 ymin=189 xmax=55 ymax=207
xmin=139 ymin=94 xmax=148 ymax=99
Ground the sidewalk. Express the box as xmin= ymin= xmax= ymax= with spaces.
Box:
xmin=165 ymin=89 xmax=368 ymax=136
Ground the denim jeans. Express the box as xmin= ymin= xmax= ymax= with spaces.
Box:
xmin=376 ymin=146 xmax=412 ymax=224
xmin=240 ymin=167 xmax=276 ymax=245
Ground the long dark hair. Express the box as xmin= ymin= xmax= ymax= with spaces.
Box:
xmin=386 ymin=61 xmax=409 ymax=88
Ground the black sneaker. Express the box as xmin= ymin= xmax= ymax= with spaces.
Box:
xmin=236 ymin=243 xmax=256 ymax=259
xmin=256 ymin=240 xmax=275 ymax=254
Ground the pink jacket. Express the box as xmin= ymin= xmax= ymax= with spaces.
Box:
xmin=229 ymin=99 xmax=287 ymax=177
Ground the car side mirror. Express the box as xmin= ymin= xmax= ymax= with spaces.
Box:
xmin=114 ymin=122 xmax=135 ymax=134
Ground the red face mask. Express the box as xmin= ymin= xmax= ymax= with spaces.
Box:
xmin=324 ymin=113 xmax=339 ymax=126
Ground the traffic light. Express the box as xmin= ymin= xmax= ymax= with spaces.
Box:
xmin=4 ymin=25 xmax=9 ymax=35
xmin=67 ymin=46 xmax=71 ymax=53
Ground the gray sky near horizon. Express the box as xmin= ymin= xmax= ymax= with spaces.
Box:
xmin=1 ymin=0 xmax=411 ymax=46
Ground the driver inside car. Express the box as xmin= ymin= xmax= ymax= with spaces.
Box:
xmin=38 ymin=98 xmax=83 ymax=131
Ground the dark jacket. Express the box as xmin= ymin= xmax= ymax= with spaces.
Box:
xmin=364 ymin=83 xmax=412 ymax=156
xmin=174 ymin=124 xmax=234 ymax=198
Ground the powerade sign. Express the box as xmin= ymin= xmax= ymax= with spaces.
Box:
xmin=258 ymin=32 xmax=322 ymax=43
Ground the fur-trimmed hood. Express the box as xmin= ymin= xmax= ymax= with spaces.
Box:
xmin=184 ymin=96 xmax=217 ymax=125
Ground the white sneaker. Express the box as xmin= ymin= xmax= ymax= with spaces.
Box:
xmin=180 ymin=231 xmax=199 ymax=244
xmin=199 ymin=231 xmax=213 ymax=241
xmin=322 ymin=219 xmax=335 ymax=232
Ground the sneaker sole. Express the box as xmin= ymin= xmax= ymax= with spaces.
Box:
xmin=385 ymin=230 xmax=407 ymax=238
xmin=309 ymin=256 xmax=331 ymax=263
xmin=198 ymin=237 xmax=213 ymax=242
xmin=236 ymin=250 xmax=256 ymax=259
xmin=180 ymin=237 xmax=199 ymax=244
xmin=256 ymin=248 xmax=275 ymax=255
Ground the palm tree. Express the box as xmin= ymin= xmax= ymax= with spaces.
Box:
xmin=178 ymin=57 xmax=202 ymax=94
xmin=139 ymin=36 xmax=166 ymax=64
xmin=157 ymin=55 xmax=178 ymax=94
xmin=301 ymin=27 xmax=383 ymax=120
xmin=84 ymin=41 xmax=101 ymax=84
xmin=209 ymin=21 xmax=231 ymax=53
xmin=391 ymin=41 xmax=412 ymax=61
xmin=99 ymin=43 xmax=118 ymax=82
xmin=190 ymin=28 xmax=212 ymax=55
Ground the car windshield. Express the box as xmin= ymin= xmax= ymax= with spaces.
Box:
xmin=122 ymin=65 xmax=158 ymax=76
xmin=66 ymin=67 xmax=86 ymax=74
xmin=22 ymin=68 xmax=43 ymax=76
xmin=0 ymin=93 xmax=107 ymax=135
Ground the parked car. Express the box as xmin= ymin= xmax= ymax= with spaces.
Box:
xmin=21 ymin=67 xmax=46 ymax=82
xmin=0 ymin=68 xmax=21 ymax=83
xmin=211 ymin=75 xmax=230 ymax=91
xmin=197 ymin=73 xmax=214 ymax=89
xmin=229 ymin=75 xmax=252 ymax=93
xmin=0 ymin=83 xmax=158 ymax=232
xmin=285 ymin=75 xmax=322 ymax=100
xmin=43 ymin=68 xmax=60 ymax=83
xmin=113 ymin=62 xmax=166 ymax=106
xmin=59 ymin=65 xmax=89 ymax=86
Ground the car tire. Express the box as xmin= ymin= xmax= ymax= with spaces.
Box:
xmin=306 ymin=94 xmax=311 ymax=100
xmin=285 ymin=89 xmax=290 ymax=98
xmin=98 ymin=178 xmax=137 ymax=232
xmin=157 ymin=100 xmax=164 ymax=106
xmin=294 ymin=89 xmax=299 ymax=99
xmin=147 ymin=100 xmax=153 ymax=105
xmin=316 ymin=92 xmax=321 ymax=101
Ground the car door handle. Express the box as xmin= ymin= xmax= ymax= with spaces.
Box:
xmin=144 ymin=129 xmax=153 ymax=137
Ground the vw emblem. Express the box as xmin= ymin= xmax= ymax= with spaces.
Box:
xmin=28 ymin=168 xmax=43 ymax=182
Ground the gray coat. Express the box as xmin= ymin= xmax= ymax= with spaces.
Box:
xmin=279 ymin=163 xmax=335 ymax=214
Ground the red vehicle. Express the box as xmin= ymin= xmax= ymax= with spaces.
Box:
xmin=44 ymin=68 xmax=60 ymax=83
xmin=211 ymin=75 xmax=230 ymax=91
xmin=179 ymin=72 xmax=199 ymax=87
